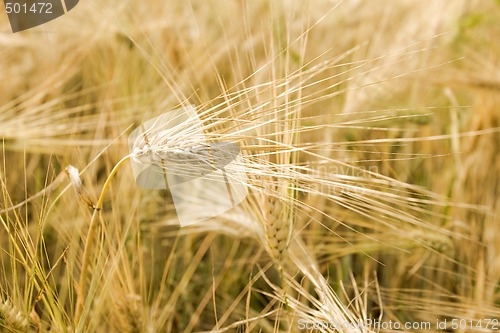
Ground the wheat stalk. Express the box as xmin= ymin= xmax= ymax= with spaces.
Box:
xmin=74 ymin=155 xmax=131 ymax=324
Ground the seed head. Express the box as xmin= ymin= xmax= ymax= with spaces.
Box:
xmin=65 ymin=165 xmax=96 ymax=209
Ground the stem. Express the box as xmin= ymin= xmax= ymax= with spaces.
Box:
xmin=74 ymin=155 xmax=131 ymax=324
xmin=278 ymin=264 xmax=291 ymax=311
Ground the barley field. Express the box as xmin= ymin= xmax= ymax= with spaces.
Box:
xmin=1 ymin=1 xmax=499 ymax=332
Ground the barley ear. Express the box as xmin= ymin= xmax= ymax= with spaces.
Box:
xmin=0 ymin=299 xmax=30 ymax=331
xmin=263 ymin=192 xmax=292 ymax=264
xmin=111 ymin=294 xmax=143 ymax=333
xmin=261 ymin=179 xmax=295 ymax=308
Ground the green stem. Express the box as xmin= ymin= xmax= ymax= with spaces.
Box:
xmin=75 ymin=155 xmax=131 ymax=324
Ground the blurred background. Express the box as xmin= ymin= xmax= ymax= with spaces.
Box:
xmin=0 ymin=1 xmax=499 ymax=332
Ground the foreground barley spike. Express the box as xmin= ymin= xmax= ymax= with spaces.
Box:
xmin=128 ymin=105 xmax=248 ymax=226
xmin=75 ymin=105 xmax=248 ymax=322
